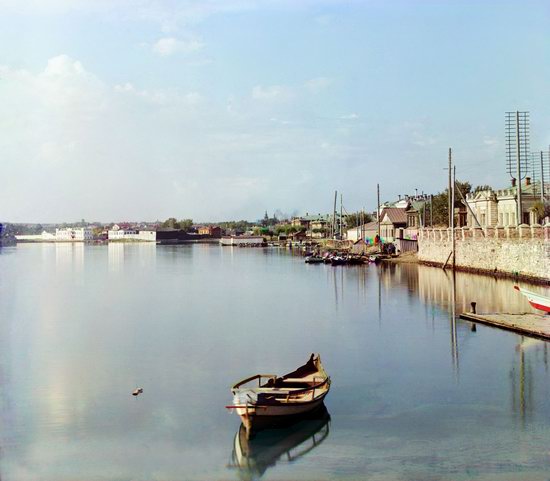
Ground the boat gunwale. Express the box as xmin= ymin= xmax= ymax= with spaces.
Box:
xmin=232 ymin=375 xmax=330 ymax=397
xmin=227 ymin=389 xmax=329 ymax=409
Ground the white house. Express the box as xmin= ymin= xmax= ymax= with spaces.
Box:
xmin=135 ymin=230 xmax=157 ymax=242
xmin=55 ymin=227 xmax=93 ymax=241
xmin=108 ymin=224 xmax=138 ymax=240
xmin=465 ymin=177 xmax=548 ymax=227
xmin=15 ymin=231 xmax=56 ymax=242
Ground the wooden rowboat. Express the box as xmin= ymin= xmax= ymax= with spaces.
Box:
xmin=226 ymin=354 xmax=331 ymax=436
xmin=514 ymin=285 xmax=550 ymax=313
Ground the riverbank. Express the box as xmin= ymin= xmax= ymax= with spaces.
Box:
xmin=381 ymin=251 xmax=419 ymax=264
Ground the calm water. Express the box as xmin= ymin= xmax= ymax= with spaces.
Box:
xmin=1 ymin=243 xmax=550 ymax=481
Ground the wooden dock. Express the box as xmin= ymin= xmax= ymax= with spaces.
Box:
xmin=459 ymin=312 xmax=550 ymax=340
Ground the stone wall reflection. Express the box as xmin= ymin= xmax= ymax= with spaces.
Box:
xmin=379 ymin=263 xmax=539 ymax=314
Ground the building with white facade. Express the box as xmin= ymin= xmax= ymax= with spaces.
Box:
xmin=55 ymin=227 xmax=93 ymax=241
xmin=465 ymin=177 xmax=548 ymax=227
xmin=15 ymin=228 xmax=92 ymax=242
xmin=108 ymin=224 xmax=138 ymax=240
xmin=135 ymin=230 xmax=157 ymax=242
xmin=15 ymin=231 xmax=56 ymax=242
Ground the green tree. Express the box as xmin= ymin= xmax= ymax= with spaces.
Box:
xmin=531 ymin=201 xmax=550 ymax=223
xmin=218 ymin=220 xmax=255 ymax=232
xmin=430 ymin=180 xmax=476 ymax=226
xmin=345 ymin=212 xmax=373 ymax=228
xmin=162 ymin=217 xmax=178 ymax=229
xmin=177 ymin=219 xmax=193 ymax=232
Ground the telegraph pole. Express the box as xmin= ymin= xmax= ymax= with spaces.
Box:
xmin=340 ymin=193 xmax=343 ymax=239
xmin=515 ymin=111 xmax=523 ymax=225
xmin=430 ymin=194 xmax=433 ymax=227
xmin=448 ymin=148 xmax=452 ymax=228
xmin=452 ymin=165 xmax=456 ymax=268
xmin=377 ymin=183 xmax=381 ymax=243
xmin=333 ymin=190 xmax=337 ymax=239
xmin=541 ymin=151 xmax=546 ymax=202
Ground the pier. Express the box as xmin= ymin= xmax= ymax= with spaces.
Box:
xmin=460 ymin=312 xmax=550 ymax=340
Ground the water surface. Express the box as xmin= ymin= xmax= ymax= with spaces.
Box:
xmin=0 ymin=243 xmax=549 ymax=480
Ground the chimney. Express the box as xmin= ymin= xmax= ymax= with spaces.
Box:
xmin=511 ymin=178 xmax=516 ymax=187
xmin=398 ymin=195 xmax=401 ymax=200
xmin=526 ymin=176 xmax=531 ymax=186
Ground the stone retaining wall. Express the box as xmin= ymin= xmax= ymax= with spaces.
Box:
xmin=418 ymin=224 xmax=550 ymax=282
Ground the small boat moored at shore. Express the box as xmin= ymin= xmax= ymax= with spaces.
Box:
xmin=226 ymin=354 xmax=331 ymax=436
xmin=514 ymin=285 xmax=550 ymax=313
xmin=305 ymin=256 xmax=324 ymax=264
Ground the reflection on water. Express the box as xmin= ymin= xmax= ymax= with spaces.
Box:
xmin=55 ymin=242 xmax=84 ymax=274
xmin=230 ymin=405 xmax=330 ymax=481
xmin=108 ymin=242 xmax=125 ymax=272
xmin=511 ymin=336 xmax=550 ymax=427
xmin=1 ymin=244 xmax=550 ymax=480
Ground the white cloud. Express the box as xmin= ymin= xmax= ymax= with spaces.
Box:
xmin=304 ymin=76 xmax=332 ymax=94
xmin=251 ymin=85 xmax=292 ymax=101
xmin=152 ymin=36 xmax=204 ymax=56
xmin=0 ymin=55 xmax=345 ymax=222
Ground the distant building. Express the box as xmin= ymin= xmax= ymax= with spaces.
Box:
xmin=15 ymin=231 xmax=56 ymax=242
xmin=465 ymin=177 xmax=547 ymax=227
xmin=136 ymin=230 xmax=157 ymax=242
xmin=108 ymin=224 xmax=138 ymax=240
xmin=197 ymin=226 xmax=222 ymax=238
xmin=346 ymin=221 xmax=378 ymax=243
xmin=55 ymin=227 xmax=93 ymax=241
xmin=380 ymin=208 xmax=407 ymax=241
xmin=289 ymin=230 xmax=307 ymax=242
xmin=16 ymin=227 xmax=93 ymax=242
xmin=220 ymin=235 xmax=265 ymax=246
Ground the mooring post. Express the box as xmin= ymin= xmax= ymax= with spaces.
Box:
xmin=470 ymin=301 xmax=477 ymax=314
xmin=471 ymin=324 xmax=477 ymax=332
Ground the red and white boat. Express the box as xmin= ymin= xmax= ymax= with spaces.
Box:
xmin=514 ymin=285 xmax=550 ymax=313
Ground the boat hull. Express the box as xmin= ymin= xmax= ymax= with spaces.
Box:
xmin=237 ymin=397 xmax=328 ymax=435
xmin=528 ymin=300 xmax=550 ymax=313
xmin=234 ymin=392 xmax=327 ymax=419
xmin=514 ymin=286 xmax=550 ymax=313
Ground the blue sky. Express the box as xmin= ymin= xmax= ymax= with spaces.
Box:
xmin=1 ymin=0 xmax=549 ymax=223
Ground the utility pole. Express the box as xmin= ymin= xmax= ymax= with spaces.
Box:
xmin=333 ymin=190 xmax=337 ymax=239
xmin=340 ymin=193 xmax=343 ymax=239
xmin=448 ymin=148 xmax=452 ymax=228
xmin=361 ymin=208 xmax=365 ymax=240
xmin=452 ymin=165 xmax=456 ymax=268
xmin=541 ymin=151 xmax=545 ymax=202
xmin=430 ymin=194 xmax=433 ymax=227
xmin=515 ymin=111 xmax=523 ymax=225
xmin=377 ymin=183 xmax=381 ymax=243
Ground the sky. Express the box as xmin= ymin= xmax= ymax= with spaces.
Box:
xmin=1 ymin=0 xmax=550 ymax=223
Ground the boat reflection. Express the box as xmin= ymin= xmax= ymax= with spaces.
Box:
xmin=229 ymin=405 xmax=330 ymax=481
